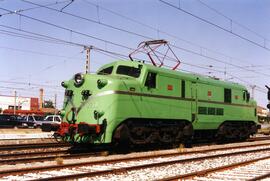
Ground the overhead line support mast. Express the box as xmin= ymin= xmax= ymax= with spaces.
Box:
xmin=85 ymin=46 xmax=93 ymax=74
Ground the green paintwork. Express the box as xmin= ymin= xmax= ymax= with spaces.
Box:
xmin=61 ymin=60 xmax=257 ymax=143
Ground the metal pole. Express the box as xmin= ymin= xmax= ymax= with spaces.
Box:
xmin=85 ymin=47 xmax=90 ymax=74
xmin=14 ymin=90 xmax=17 ymax=115
xmin=54 ymin=93 xmax=57 ymax=114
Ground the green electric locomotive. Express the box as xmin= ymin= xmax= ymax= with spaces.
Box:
xmin=43 ymin=60 xmax=258 ymax=146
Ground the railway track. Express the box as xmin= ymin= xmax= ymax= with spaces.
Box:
xmin=0 ymin=142 xmax=72 ymax=165
xmin=0 ymin=149 xmax=68 ymax=164
xmin=0 ymin=136 xmax=269 ymax=166
xmin=0 ymin=142 xmax=70 ymax=151
xmin=1 ymin=140 xmax=270 ymax=180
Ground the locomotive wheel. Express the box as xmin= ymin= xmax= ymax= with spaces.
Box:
xmin=216 ymin=121 xmax=256 ymax=141
xmin=113 ymin=119 xmax=193 ymax=148
xmin=112 ymin=124 xmax=132 ymax=152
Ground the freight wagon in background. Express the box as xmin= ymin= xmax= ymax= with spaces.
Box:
xmin=42 ymin=40 xmax=259 ymax=148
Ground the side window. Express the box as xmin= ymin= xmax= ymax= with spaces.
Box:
xmin=246 ymin=91 xmax=250 ymax=102
xmin=216 ymin=108 xmax=224 ymax=115
xmin=198 ymin=107 xmax=207 ymax=114
xmin=181 ymin=80 xmax=185 ymax=98
xmin=208 ymin=107 xmax=216 ymax=115
xmin=28 ymin=116 xmax=33 ymax=121
xmin=56 ymin=117 xmax=61 ymax=122
xmin=224 ymin=88 xmax=231 ymax=103
xmin=145 ymin=72 xmax=156 ymax=88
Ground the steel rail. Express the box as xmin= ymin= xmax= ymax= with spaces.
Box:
xmin=0 ymin=150 xmax=68 ymax=164
xmin=0 ymin=143 xmax=270 ymax=179
xmin=0 ymin=142 xmax=70 ymax=151
xmin=0 ymin=149 xmax=68 ymax=158
xmin=0 ymin=152 xmax=100 ymax=165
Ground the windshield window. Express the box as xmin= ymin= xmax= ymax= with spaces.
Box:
xmin=116 ymin=65 xmax=141 ymax=78
xmin=45 ymin=117 xmax=53 ymax=121
xmin=97 ymin=66 xmax=113 ymax=75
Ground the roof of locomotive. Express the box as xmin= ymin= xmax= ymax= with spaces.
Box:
xmin=97 ymin=60 xmax=247 ymax=91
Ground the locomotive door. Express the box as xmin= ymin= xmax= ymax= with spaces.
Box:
xmin=141 ymin=72 xmax=160 ymax=116
xmin=191 ymin=82 xmax=198 ymax=123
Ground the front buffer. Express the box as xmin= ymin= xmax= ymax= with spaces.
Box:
xmin=42 ymin=121 xmax=107 ymax=143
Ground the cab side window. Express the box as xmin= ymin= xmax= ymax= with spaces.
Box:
xmin=224 ymin=88 xmax=231 ymax=103
xmin=145 ymin=72 xmax=156 ymax=88
xmin=181 ymin=80 xmax=185 ymax=98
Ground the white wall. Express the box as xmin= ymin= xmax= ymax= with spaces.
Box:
xmin=0 ymin=95 xmax=31 ymax=110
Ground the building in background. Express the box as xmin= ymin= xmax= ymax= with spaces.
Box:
xmin=0 ymin=89 xmax=58 ymax=115
xmin=0 ymin=95 xmax=38 ymax=111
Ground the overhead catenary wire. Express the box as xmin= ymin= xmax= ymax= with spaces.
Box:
xmin=159 ymin=0 xmax=270 ymax=52
xmin=0 ymin=45 xmax=84 ymax=61
xmin=0 ymin=9 xmax=131 ymax=50
xmin=197 ymin=0 xmax=268 ymax=42
xmin=21 ymin=0 xmax=153 ymax=40
xmin=0 ymin=80 xmax=62 ymax=89
xmin=0 ymin=29 xmax=75 ymax=45
xmin=0 ymin=24 xmax=85 ymax=48
xmin=0 ymin=0 xmax=70 ymax=16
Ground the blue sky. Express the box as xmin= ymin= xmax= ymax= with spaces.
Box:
xmin=1 ymin=0 xmax=270 ymax=108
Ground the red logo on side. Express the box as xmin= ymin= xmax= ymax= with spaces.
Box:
xmin=167 ymin=85 xmax=173 ymax=90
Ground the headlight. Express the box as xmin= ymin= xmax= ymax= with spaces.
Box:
xmin=74 ymin=73 xmax=84 ymax=87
